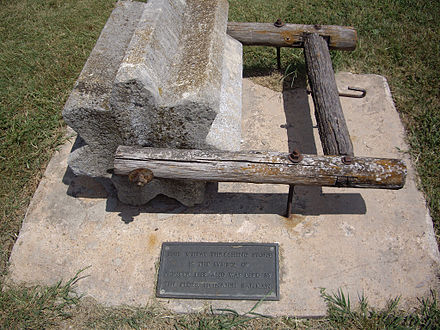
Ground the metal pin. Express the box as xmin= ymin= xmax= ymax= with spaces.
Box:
xmin=274 ymin=19 xmax=284 ymax=70
xmin=307 ymin=86 xmax=367 ymax=99
xmin=286 ymin=148 xmax=299 ymax=217
xmin=339 ymin=86 xmax=367 ymax=98
xmin=276 ymin=47 xmax=281 ymax=70
xmin=285 ymin=185 xmax=294 ymax=218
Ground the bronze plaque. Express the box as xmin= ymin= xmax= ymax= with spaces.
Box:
xmin=156 ymin=242 xmax=279 ymax=300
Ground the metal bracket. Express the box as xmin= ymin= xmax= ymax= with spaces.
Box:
xmin=307 ymin=86 xmax=367 ymax=99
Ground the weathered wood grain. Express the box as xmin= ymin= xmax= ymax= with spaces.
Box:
xmin=304 ymin=33 xmax=354 ymax=156
xmin=227 ymin=22 xmax=357 ymax=51
xmin=114 ymin=146 xmax=406 ymax=189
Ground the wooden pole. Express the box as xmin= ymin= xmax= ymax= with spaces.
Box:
xmin=113 ymin=146 xmax=406 ymax=189
xmin=227 ymin=22 xmax=357 ymax=51
xmin=304 ymin=33 xmax=354 ymax=156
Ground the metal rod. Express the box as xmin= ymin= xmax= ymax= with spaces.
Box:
xmin=276 ymin=47 xmax=281 ymax=70
xmin=285 ymin=185 xmax=294 ymax=218
xmin=338 ymin=86 xmax=366 ymax=98
xmin=306 ymin=86 xmax=367 ymax=99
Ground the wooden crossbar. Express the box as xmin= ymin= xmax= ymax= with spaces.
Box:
xmin=227 ymin=22 xmax=357 ymax=51
xmin=113 ymin=146 xmax=406 ymax=190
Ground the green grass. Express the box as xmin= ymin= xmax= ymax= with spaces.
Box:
xmin=321 ymin=288 xmax=440 ymax=329
xmin=1 ymin=281 xmax=438 ymax=328
xmin=0 ymin=0 xmax=116 ymax=273
xmin=0 ymin=0 xmax=439 ymax=327
xmin=0 ymin=269 xmax=83 ymax=328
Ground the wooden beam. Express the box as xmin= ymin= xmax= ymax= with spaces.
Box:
xmin=114 ymin=146 xmax=406 ymax=189
xmin=304 ymin=33 xmax=354 ymax=156
xmin=227 ymin=22 xmax=357 ymax=51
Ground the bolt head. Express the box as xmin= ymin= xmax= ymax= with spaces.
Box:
xmin=342 ymin=156 xmax=353 ymax=165
xmin=274 ymin=18 xmax=285 ymax=28
xmin=288 ymin=150 xmax=303 ymax=163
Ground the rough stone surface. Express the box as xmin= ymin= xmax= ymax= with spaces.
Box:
xmin=63 ymin=1 xmax=144 ymax=177
xmin=10 ymin=74 xmax=440 ymax=317
xmin=111 ymin=175 xmax=205 ymax=207
xmin=63 ymin=0 xmax=242 ymax=206
xmin=111 ymin=34 xmax=243 ymax=207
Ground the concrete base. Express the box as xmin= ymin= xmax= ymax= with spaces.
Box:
xmin=8 ymin=73 xmax=440 ymax=317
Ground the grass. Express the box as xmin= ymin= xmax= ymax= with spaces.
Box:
xmin=0 ymin=269 xmax=83 ymax=328
xmin=320 ymin=288 xmax=440 ymax=329
xmin=1 ymin=280 xmax=438 ymax=328
xmin=0 ymin=0 xmax=439 ymax=328
xmin=0 ymin=0 xmax=116 ymax=273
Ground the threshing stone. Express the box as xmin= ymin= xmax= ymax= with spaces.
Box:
xmin=9 ymin=75 xmax=440 ymax=316
xmin=63 ymin=0 xmax=243 ymax=206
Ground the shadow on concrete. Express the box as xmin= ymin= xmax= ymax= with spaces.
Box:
xmin=280 ymin=74 xmax=366 ymax=219
xmin=62 ymin=73 xmax=366 ymax=224
xmin=101 ymin=181 xmax=367 ymax=223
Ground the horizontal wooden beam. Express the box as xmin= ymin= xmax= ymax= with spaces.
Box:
xmin=227 ymin=22 xmax=357 ymax=51
xmin=114 ymin=146 xmax=406 ymax=189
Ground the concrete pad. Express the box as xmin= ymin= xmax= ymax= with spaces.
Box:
xmin=9 ymin=73 xmax=440 ymax=317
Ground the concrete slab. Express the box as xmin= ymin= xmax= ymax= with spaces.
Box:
xmin=8 ymin=73 xmax=440 ymax=317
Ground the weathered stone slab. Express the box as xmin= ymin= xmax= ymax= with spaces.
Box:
xmin=206 ymin=35 xmax=242 ymax=150
xmin=9 ymin=74 xmax=439 ymax=317
xmin=110 ymin=0 xmax=231 ymax=149
xmin=63 ymin=0 xmax=242 ymax=206
xmin=111 ymin=175 xmax=206 ymax=207
xmin=63 ymin=0 xmax=144 ymax=177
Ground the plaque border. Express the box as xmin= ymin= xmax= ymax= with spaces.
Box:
xmin=156 ymin=242 xmax=280 ymax=301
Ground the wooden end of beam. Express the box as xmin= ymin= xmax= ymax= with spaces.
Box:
xmin=227 ymin=22 xmax=357 ymax=51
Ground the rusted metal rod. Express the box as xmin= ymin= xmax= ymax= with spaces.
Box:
xmin=274 ymin=19 xmax=284 ymax=70
xmin=285 ymin=185 xmax=295 ymax=218
xmin=307 ymin=86 xmax=367 ymax=99
xmin=338 ymin=86 xmax=367 ymax=98
xmin=276 ymin=47 xmax=281 ymax=70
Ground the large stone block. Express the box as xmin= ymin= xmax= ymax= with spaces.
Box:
xmin=63 ymin=0 xmax=242 ymax=206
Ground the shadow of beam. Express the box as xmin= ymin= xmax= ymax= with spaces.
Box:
xmin=281 ymin=73 xmax=366 ymax=218
xmin=103 ymin=185 xmax=366 ymax=224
